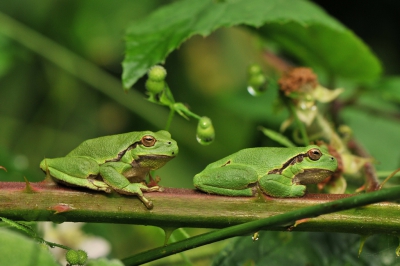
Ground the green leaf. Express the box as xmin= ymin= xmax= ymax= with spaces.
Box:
xmin=123 ymin=0 xmax=381 ymax=90
xmin=0 ymin=228 xmax=58 ymax=266
xmin=258 ymin=23 xmax=380 ymax=82
xmin=372 ymin=76 xmax=400 ymax=104
xmin=0 ymin=217 xmax=37 ymax=238
xmin=259 ymin=127 xmax=296 ymax=147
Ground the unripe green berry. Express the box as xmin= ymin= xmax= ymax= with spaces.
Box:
xmin=145 ymin=79 xmax=165 ymax=94
xmin=247 ymin=64 xmax=262 ymax=76
xmin=198 ymin=116 xmax=212 ymax=129
xmin=196 ymin=116 xmax=215 ymax=145
xmin=247 ymin=64 xmax=267 ymax=96
xmin=66 ymin=250 xmax=79 ymax=265
xmin=248 ymin=74 xmax=266 ymax=88
xmin=77 ymin=250 xmax=88 ymax=265
xmin=148 ymin=65 xmax=167 ymax=81
xmin=66 ymin=249 xmax=87 ymax=266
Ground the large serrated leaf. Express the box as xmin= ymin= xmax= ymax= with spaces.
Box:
xmin=123 ymin=0 xmax=381 ymax=90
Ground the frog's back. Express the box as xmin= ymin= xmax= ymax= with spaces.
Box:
xmin=208 ymin=146 xmax=310 ymax=172
xmin=67 ymin=131 xmax=144 ymax=163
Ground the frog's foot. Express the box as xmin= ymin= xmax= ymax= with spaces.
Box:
xmin=139 ymin=197 xmax=153 ymax=209
xmin=113 ymin=183 xmax=157 ymax=209
xmin=141 ymin=185 xmax=163 ymax=192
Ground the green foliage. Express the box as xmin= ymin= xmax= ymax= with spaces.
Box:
xmin=259 ymin=127 xmax=295 ymax=148
xmin=123 ymin=0 xmax=381 ymax=90
xmin=0 ymin=0 xmax=400 ymax=265
xmin=213 ymin=232 xmax=398 ymax=266
xmin=0 ymin=229 xmax=58 ymax=266
xmin=86 ymin=258 xmax=124 ymax=266
xmin=372 ymin=76 xmax=400 ymax=104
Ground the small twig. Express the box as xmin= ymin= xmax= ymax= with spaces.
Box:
xmin=379 ymin=168 xmax=400 ymax=190
xmin=348 ymin=139 xmax=380 ymax=191
xmin=289 ymin=103 xmax=310 ymax=144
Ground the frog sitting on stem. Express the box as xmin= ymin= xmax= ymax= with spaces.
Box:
xmin=194 ymin=145 xmax=337 ymax=198
xmin=40 ymin=130 xmax=178 ymax=209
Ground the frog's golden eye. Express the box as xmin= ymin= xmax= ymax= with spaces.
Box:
xmin=141 ymin=135 xmax=156 ymax=147
xmin=308 ymin=148 xmax=322 ymax=161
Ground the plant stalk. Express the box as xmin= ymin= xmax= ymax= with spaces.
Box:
xmin=122 ymin=185 xmax=400 ymax=265
xmin=0 ymin=181 xmax=399 ymax=236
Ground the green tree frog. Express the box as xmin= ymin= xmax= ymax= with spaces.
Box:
xmin=40 ymin=130 xmax=178 ymax=209
xmin=193 ymin=145 xmax=337 ymax=198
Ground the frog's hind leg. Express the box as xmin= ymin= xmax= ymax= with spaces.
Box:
xmin=193 ymin=165 xmax=258 ymax=196
xmin=258 ymin=174 xmax=306 ymax=198
xmin=99 ymin=162 xmax=158 ymax=209
xmin=40 ymin=157 xmax=111 ymax=192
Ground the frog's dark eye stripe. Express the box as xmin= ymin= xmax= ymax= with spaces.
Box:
xmin=141 ymin=135 xmax=156 ymax=147
xmin=268 ymin=148 xmax=322 ymax=174
xmin=308 ymin=148 xmax=322 ymax=161
xmin=268 ymin=153 xmax=306 ymax=174
xmin=104 ymin=136 xmax=157 ymax=163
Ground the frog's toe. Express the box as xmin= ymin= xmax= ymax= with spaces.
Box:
xmin=138 ymin=195 xmax=154 ymax=209
xmin=139 ymin=184 xmax=162 ymax=192
xmin=148 ymin=185 xmax=163 ymax=192
xmin=144 ymin=200 xmax=154 ymax=209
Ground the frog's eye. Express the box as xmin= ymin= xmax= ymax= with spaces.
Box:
xmin=141 ymin=135 xmax=156 ymax=147
xmin=308 ymin=148 xmax=322 ymax=161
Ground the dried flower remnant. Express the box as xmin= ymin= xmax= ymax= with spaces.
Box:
xmin=279 ymin=67 xmax=343 ymax=103
xmin=278 ymin=67 xmax=318 ymax=96
xmin=278 ymin=67 xmax=343 ymax=128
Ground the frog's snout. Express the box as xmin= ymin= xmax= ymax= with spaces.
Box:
xmin=330 ymin=156 xmax=338 ymax=169
xmin=168 ymin=139 xmax=179 ymax=156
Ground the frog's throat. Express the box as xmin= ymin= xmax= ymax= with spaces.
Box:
xmin=268 ymin=152 xmax=307 ymax=175
xmin=131 ymin=154 xmax=176 ymax=169
xmin=135 ymin=154 xmax=175 ymax=161
xmin=292 ymin=169 xmax=334 ymax=185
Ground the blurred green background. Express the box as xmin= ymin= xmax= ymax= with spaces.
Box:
xmin=0 ymin=0 xmax=400 ymax=264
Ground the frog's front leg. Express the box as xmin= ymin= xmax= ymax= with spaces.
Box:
xmin=193 ymin=165 xmax=259 ymax=196
xmin=99 ymin=162 xmax=160 ymax=209
xmin=40 ymin=157 xmax=111 ymax=192
xmin=258 ymin=174 xmax=306 ymax=198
